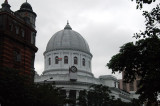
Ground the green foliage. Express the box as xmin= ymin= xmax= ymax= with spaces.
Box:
xmin=0 ymin=67 xmax=66 ymax=106
xmin=131 ymin=0 xmax=156 ymax=9
xmin=78 ymin=90 xmax=88 ymax=106
xmin=107 ymin=4 xmax=160 ymax=104
xmin=110 ymin=98 xmax=139 ymax=106
xmin=107 ymin=37 xmax=160 ymax=103
xmin=88 ymin=84 xmax=111 ymax=106
xmin=33 ymin=83 xmax=66 ymax=106
xmin=78 ymin=84 xmax=111 ymax=106
xmin=0 ymin=67 xmax=32 ymax=106
xmin=78 ymin=84 xmax=141 ymax=106
xmin=134 ymin=5 xmax=160 ymax=39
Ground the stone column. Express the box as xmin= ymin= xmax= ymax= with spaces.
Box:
xmin=66 ymin=90 xmax=70 ymax=106
xmin=76 ymin=90 xmax=80 ymax=105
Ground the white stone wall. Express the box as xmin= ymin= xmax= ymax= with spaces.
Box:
xmin=44 ymin=50 xmax=92 ymax=77
xmin=103 ymin=80 xmax=118 ymax=88
xmin=35 ymin=74 xmax=132 ymax=103
xmin=99 ymin=75 xmax=119 ymax=88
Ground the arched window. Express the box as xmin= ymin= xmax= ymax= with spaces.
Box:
xmin=55 ymin=56 xmax=59 ymax=64
xmin=74 ymin=57 xmax=78 ymax=64
xmin=48 ymin=58 xmax=51 ymax=65
xmin=64 ymin=56 xmax=68 ymax=64
xmin=82 ymin=58 xmax=85 ymax=66
xmin=13 ymin=51 xmax=21 ymax=62
xmin=88 ymin=61 xmax=91 ymax=68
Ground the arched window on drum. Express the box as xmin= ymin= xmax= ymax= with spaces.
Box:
xmin=48 ymin=57 xmax=51 ymax=65
xmin=82 ymin=58 xmax=85 ymax=66
xmin=55 ymin=56 xmax=59 ymax=64
xmin=64 ymin=56 xmax=68 ymax=64
xmin=74 ymin=57 xmax=78 ymax=64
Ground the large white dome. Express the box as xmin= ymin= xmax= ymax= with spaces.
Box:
xmin=45 ymin=23 xmax=91 ymax=55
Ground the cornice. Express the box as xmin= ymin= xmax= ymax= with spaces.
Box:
xmin=43 ymin=69 xmax=94 ymax=76
xmin=44 ymin=49 xmax=93 ymax=57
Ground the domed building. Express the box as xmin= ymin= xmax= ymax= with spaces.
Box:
xmin=43 ymin=22 xmax=93 ymax=78
xmin=34 ymin=22 xmax=132 ymax=103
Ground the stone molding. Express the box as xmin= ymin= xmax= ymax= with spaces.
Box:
xmin=43 ymin=69 xmax=94 ymax=76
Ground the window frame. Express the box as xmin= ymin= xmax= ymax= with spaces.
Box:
xmin=64 ymin=56 xmax=68 ymax=64
xmin=48 ymin=57 xmax=51 ymax=65
xmin=82 ymin=58 xmax=85 ymax=66
xmin=55 ymin=56 xmax=59 ymax=64
xmin=129 ymin=82 xmax=134 ymax=91
xmin=13 ymin=50 xmax=21 ymax=62
xmin=74 ymin=57 xmax=78 ymax=64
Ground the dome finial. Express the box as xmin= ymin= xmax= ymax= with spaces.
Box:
xmin=4 ymin=0 xmax=8 ymax=4
xmin=67 ymin=20 xmax=69 ymax=25
xmin=64 ymin=20 xmax=72 ymax=30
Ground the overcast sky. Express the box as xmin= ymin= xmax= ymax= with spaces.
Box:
xmin=1 ymin=0 xmax=159 ymax=78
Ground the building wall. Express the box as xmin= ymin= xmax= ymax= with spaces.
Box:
xmin=35 ymin=74 xmax=132 ymax=102
xmin=0 ymin=11 xmax=38 ymax=80
xmin=43 ymin=50 xmax=92 ymax=77
xmin=119 ymin=72 xmax=141 ymax=93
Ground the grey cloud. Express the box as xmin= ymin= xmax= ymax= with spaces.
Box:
xmin=1 ymin=0 xmax=157 ymax=78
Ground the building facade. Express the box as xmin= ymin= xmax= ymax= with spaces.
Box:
xmin=35 ymin=23 xmax=132 ymax=103
xmin=0 ymin=0 xmax=38 ymax=81
xmin=118 ymin=72 xmax=140 ymax=99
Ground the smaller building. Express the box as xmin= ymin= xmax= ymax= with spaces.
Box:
xmin=118 ymin=71 xmax=141 ymax=99
xmin=99 ymin=75 xmax=131 ymax=102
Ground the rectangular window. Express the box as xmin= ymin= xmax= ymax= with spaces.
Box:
xmin=21 ymin=29 xmax=25 ymax=37
xmin=31 ymin=32 xmax=36 ymax=45
xmin=15 ymin=26 xmax=19 ymax=34
xmin=123 ymin=82 xmax=127 ymax=91
xmin=9 ymin=23 xmax=13 ymax=31
xmin=129 ymin=82 xmax=134 ymax=91
xmin=13 ymin=51 xmax=21 ymax=62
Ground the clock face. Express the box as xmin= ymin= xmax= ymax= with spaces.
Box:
xmin=70 ymin=66 xmax=77 ymax=73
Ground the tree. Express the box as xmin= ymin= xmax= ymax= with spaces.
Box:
xmin=107 ymin=5 xmax=160 ymax=105
xmin=131 ymin=0 xmax=157 ymax=9
xmin=78 ymin=84 xmax=142 ymax=106
xmin=78 ymin=90 xmax=88 ymax=106
xmin=0 ymin=67 xmax=33 ymax=106
xmin=33 ymin=83 xmax=66 ymax=106
xmin=88 ymin=84 xmax=111 ymax=106
xmin=0 ymin=67 xmax=66 ymax=106
xmin=78 ymin=84 xmax=111 ymax=106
